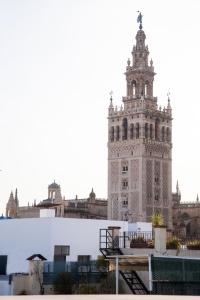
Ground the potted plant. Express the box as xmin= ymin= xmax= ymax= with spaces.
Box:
xmin=166 ymin=238 xmax=181 ymax=249
xmin=166 ymin=238 xmax=181 ymax=256
xmin=130 ymin=236 xmax=148 ymax=248
xmin=151 ymin=213 xmax=164 ymax=227
xmin=151 ymin=213 xmax=167 ymax=254
xmin=187 ymin=240 xmax=200 ymax=250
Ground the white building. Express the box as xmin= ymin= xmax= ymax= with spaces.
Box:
xmin=0 ymin=216 xmax=128 ymax=275
xmin=128 ymin=222 xmax=152 ymax=233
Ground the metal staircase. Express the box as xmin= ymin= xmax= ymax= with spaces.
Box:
xmin=99 ymin=228 xmax=149 ymax=295
xmin=100 ymin=247 xmax=123 ymax=257
xmin=120 ymin=270 xmax=149 ymax=294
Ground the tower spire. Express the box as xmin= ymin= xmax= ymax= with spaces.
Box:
xmin=108 ymin=91 xmax=114 ymax=114
xmin=109 ymin=91 xmax=113 ymax=105
xmin=6 ymin=190 xmax=18 ymax=218
xmin=137 ymin=11 xmax=143 ymax=30
xmin=15 ymin=188 xmax=19 ymax=206
xmin=176 ymin=180 xmax=180 ymax=195
xmin=125 ymin=16 xmax=154 ymax=103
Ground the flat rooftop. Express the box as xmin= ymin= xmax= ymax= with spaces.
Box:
xmin=0 ymin=296 xmax=199 ymax=300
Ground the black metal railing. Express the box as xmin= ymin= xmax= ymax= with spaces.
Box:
xmin=43 ymin=260 xmax=108 ymax=285
xmin=100 ymin=228 xmax=200 ymax=251
xmin=100 ymin=229 xmax=153 ymax=250
xmin=166 ymin=233 xmax=200 ymax=250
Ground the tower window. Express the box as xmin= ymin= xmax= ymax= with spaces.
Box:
xmin=122 ymin=194 xmax=128 ymax=207
xmin=162 ymin=126 xmax=165 ymax=141
xmin=155 ymin=119 xmax=160 ymax=140
xmin=136 ymin=123 xmax=140 ymax=139
xmin=122 ymin=165 xmax=128 ymax=174
xmin=110 ymin=126 xmax=114 ymax=142
xmin=122 ymin=180 xmax=128 ymax=190
xmin=122 ymin=199 xmax=128 ymax=207
xmin=166 ymin=127 xmax=170 ymax=142
xmin=145 ymin=123 xmax=148 ymax=138
xmin=150 ymin=124 xmax=153 ymax=139
xmin=145 ymin=82 xmax=148 ymax=96
xmin=132 ymin=80 xmax=136 ymax=96
xmin=122 ymin=118 xmax=128 ymax=140
xmin=130 ymin=124 xmax=134 ymax=139
xmin=116 ymin=126 xmax=120 ymax=141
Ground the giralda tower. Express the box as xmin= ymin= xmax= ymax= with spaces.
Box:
xmin=107 ymin=14 xmax=172 ymax=227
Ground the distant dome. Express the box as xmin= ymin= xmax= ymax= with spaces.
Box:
xmin=48 ymin=181 xmax=60 ymax=189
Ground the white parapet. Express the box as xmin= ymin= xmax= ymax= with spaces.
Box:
xmin=154 ymin=227 xmax=167 ymax=254
xmin=39 ymin=209 xmax=55 ymax=218
xmin=128 ymin=222 xmax=152 ymax=234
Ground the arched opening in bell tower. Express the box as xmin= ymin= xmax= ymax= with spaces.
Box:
xmin=136 ymin=122 xmax=140 ymax=139
xmin=145 ymin=123 xmax=148 ymax=138
xmin=162 ymin=126 xmax=165 ymax=141
xmin=116 ymin=126 xmax=120 ymax=141
xmin=122 ymin=118 xmax=128 ymax=140
xmin=132 ymin=80 xmax=136 ymax=96
xmin=145 ymin=81 xmax=149 ymax=97
xmin=166 ymin=127 xmax=171 ymax=142
xmin=130 ymin=124 xmax=134 ymax=139
xmin=155 ymin=118 xmax=160 ymax=141
xmin=110 ymin=126 xmax=114 ymax=142
xmin=150 ymin=124 xmax=153 ymax=139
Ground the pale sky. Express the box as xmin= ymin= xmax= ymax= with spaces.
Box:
xmin=0 ymin=0 xmax=200 ymax=214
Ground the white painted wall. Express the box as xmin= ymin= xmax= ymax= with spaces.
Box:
xmin=40 ymin=209 xmax=55 ymax=218
xmin=0 ymin=278 xmax=11 ymax=295
xmin=128 ymin=222 xmax=152 ymax=233
xmin=0 ymin=218 xmax=128 ymax=274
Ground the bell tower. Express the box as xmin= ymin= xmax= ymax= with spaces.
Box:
xmin=6 ymin=190 xmax=18 ymax=218
xmin=107 ymin=14 xmax=172 ymax=227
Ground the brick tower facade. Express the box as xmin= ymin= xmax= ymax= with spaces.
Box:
xmin=107 ymin=18 xmax=173 ymax=227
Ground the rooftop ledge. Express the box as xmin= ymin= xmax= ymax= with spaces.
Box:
xmin=1 ymin=295 xmax=198 ymax=300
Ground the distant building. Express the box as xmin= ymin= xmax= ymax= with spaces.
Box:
xmin=6 ymin=189 xmax=18 ymax=218
xmin=5 ymin=181 xmax=107 ymax=220
xmin=172 ymin=181 xmax=200 ymax=236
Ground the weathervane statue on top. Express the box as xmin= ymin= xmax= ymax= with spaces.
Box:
xmin=137 ymin=11 xmax=143 ymax=30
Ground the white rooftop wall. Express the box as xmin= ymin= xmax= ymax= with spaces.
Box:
xmin=0 ymin=279 xmax=10 ymax=295
xmin=39 ymin=209 xmax=55 ymax=218
xmin=0 ymin=218 xmax=128 ymax=274
xmin=128 ymin=222 xmax=152 ymax=232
